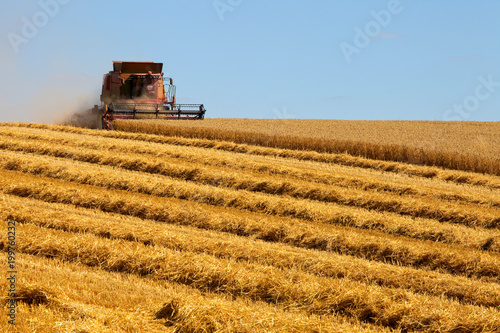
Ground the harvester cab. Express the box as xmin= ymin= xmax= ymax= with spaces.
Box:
xmin=94 ymin=61 xmax=206 ymax=129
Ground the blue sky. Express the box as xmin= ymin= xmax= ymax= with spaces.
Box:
xmin=1 ymin=0 xmax=499 ymax=122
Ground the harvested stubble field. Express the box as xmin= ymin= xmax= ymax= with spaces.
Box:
xmin=115 ymin=119 xmax=500 ymax=176
xmin=0 ymin=121 xmax=499 ymax=333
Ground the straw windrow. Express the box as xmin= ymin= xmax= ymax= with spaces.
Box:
xmin=1 ymin=122 xmax=499 ymax=332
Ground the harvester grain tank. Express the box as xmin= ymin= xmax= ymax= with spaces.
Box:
xmin=94 ymin=61 xmax=206 ymax=129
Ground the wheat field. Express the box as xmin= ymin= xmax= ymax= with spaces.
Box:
xmin=114 ymin=119 xmax=500 ymax=176
xmin=1 ymin=121 xmax=500 ymax=333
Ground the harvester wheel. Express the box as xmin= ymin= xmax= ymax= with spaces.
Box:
xmin=102 ymin=114 xmax=114 ymax=130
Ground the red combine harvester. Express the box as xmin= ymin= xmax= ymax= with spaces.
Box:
xmin=94 ymin=61 xmax=206 ymax=130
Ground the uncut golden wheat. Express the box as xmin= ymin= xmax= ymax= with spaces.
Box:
xmin=113 ymin=119 xmax=500 ymax=175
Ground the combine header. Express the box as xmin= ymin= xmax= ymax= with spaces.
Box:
xmin=94 ymin=61 xmax=206 ymax=130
